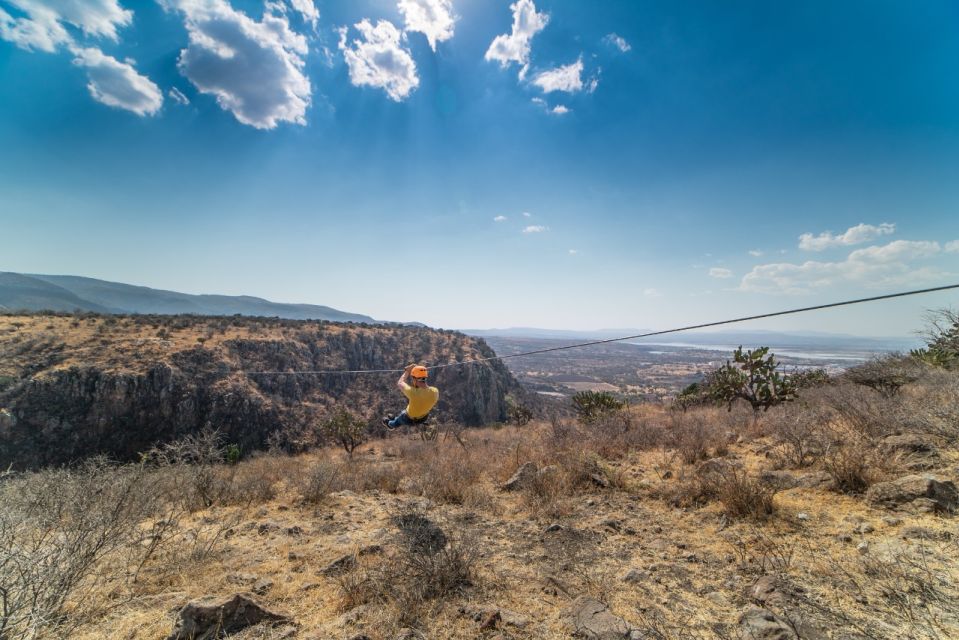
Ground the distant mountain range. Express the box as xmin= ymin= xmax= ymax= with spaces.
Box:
xmin=463 ymin=327 xmax=921 ymax=351
xmin=0 ymin=272 xmax=378 ymax=323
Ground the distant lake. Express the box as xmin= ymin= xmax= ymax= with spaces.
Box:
xmin=632 ymin=342 xmax=883 ymax=362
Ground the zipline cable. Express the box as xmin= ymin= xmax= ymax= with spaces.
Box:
xmin=243 ymin=282 xmax=959 ymax=376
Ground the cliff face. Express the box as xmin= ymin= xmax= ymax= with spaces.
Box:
xmin=0 ymin=314 xmax=525 ymax=469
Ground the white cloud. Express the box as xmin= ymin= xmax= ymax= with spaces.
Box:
xmin=709 ymin=267 xmax=733 ymax=279
xmin=945 ymin=240 xmax=959 ymax=253
xmin=568 ymin=249 xmax=578 ymax=255
xmin=161 ymin=0 xmax=311 ymax=129
xmin=493 ymin=215 xmax=507 ymax=222
xmin=398 ymin=0 xmax=454 ymax=51
xmin=523 ymin=225 xmax=548 ymax=233
xmin=0 ymin=0 xmax=131 ymax=52
xmin=748 ymin=249 xmax=764 ymax=257
xmin=551 ymin=105 xmax=569 ymax=115
xmin=532 ymin=57 xmax=583 ymax=93
xmin=522 ymin=211 xmax=531 ymax=217
xmin=70 ymin=46 xmax=162 ymax=116
xmin=484 ymin=0 xmax=548 ymax=79
xmin=338 ymin=19 xmax=419 ymax=102
xmin=798 ymin=222 xmax=895 ymax=251
xmin=169 ymin=86 xmax=190 ymax=105
xmin=603 ymin=32 xmax=630 ymax=52
xmin=0 ymin=1 xmax=164 ymax=116
xmin=643 ymin=288 xmax=662 ymax=297
xmin=740 ymin=239 xmax=945 ymax=294
xmin=287 ymin=0 xmax=318 ymax=30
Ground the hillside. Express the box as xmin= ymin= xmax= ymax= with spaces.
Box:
xmin=0 ymin=272 xmax=378 ymax=322
xmin=0 ymin=312 xmax=525 ymax=469
xmin=2 ymin=369 xmax=957 ymax=640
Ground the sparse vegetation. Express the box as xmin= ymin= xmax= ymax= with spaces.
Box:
xmin=321 ymin=407 xmax=367 ymax=458
xmin=1 ymin=313 xmax=958 ymax=639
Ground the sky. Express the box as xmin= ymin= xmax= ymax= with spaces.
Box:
xmin=1 ymin=0 xmax=958 ymax=337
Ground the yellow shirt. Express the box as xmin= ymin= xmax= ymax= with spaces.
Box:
xmin=401 ymin=382 xmax=439 ymax=419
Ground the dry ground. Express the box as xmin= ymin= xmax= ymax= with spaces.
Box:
xmin=17 ymin=398 xmax=948 ymax=640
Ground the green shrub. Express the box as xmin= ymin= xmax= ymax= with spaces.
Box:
xmin=571 ymin=390 xmax=624 ymax=424
xmin=707 ymin=346 xmax=796 ymax=413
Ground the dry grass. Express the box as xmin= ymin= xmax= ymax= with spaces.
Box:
xmin=3 ymin=368 xmax=959 ymax=639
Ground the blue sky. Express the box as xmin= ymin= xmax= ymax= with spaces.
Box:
xmin=1 ymin=0 xmax=958 ymax=336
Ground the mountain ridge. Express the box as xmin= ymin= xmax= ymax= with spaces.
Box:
xmin=0 ymin=272 xmax=377 ymax=323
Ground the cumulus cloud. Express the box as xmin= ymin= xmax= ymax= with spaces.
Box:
xmin=522 ymin=211 xmax=531 ymax=217
xmin=798 ymin=222 xmax=895 ymax=251
xmin=160 ymin=0 xmax=311 ymax=129
xmin=551 ymin=105 xmax=569 ymax=115
xmin=70 ymin=46 xmax=162 ymax=115
xmin=748 ymin=249 xmax=764 ymax=257
xmin=287 ymin=0 xmax=318 ymax=30
xmin=169 ymin=86 xmax=190 ymax=105
xmin=740 ymin=239 xmax=946 ymax=294
xmin=493 ymin=215 xmax=507 ymax=222
xmin=0 ymin=0 xmax=131 ymax=52
xmin=603 ymin=32 xmax=630 ymax=52
xmin=338 ymin=19 xmax=419 ymax=101
xmin=523 ymin=225 xmax=547 ymax=233
xmin=532 ymin=56 xmax=583 ymax=93
xmin=709 ymin=267 xmax=733 ymax=279
xmin=398 ymin=0 xmax=454 ymax=51
xmin=484 ymin=0 xmax=548 ymax=79
xmin=945 ymin=240 xmax=959 ymax=253
xmin=0 ymin=1 xmax=164 ymax=116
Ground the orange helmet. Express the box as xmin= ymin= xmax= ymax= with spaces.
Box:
xmin=410 ymin=365 xmax=429 ymax=379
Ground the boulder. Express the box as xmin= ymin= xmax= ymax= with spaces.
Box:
xmin=503 ymin=462 xmax=538 ymax=491
xmin=459 ymin=604 xmax=529 ymax=629
xmin=865 ymin=475 xmax=958 ymax=513
xmin=563 ymin=596 xmax=631 ymax=639
xmin=750 ymin=576 xmax=785 ymax=606
xmin=739 ymin=607 xmax=797 ymax=640
xmin=320 ymin=553 xmax=356 ymax=577
xmin=165 ymin=594 xmax=291 ymax=640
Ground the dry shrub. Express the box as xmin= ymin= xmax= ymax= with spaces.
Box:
xmin=298 ymin=457 xmax=344 ymax=504
xmin=668 ymin=412 xmax=727 ymax=464
xmin=817 ymin=383 xmax=900 ymax=439
xmin=820 ymin=430 xmax=892 ymax=494
xmin=399 ymin=443 xmax=488 ymax=507
xmin=0 ymin=458 xmax=161 ymax=639
xmin=346 ymin=459 xmax=404 ymax=493
xmin=654 ymin=464 xmax=777 ymax=519
xmin=768 ymin=403 xmax=830 ymax=468
xmin=706 ymin=467 xmax=777 ymax=520
xmin=332 ymin=505 xmax=478 ymax=628
xmin=724 ymin=525 xmax=797 ymax=573
xmin=215 ymin=461 xmax=278 ymax=507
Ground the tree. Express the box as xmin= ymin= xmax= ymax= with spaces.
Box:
xmin=911 ymin=308 xmax=959 ymax=369
xmin=707 ymin=346 xmax=795 ymax=413
xmin=321 ymin=408 xmax=366 ymax=458
xmin=506 ymin=395 xmax=533 ymax=426
xmin=571 ymin=390 xmax=625 ymax=424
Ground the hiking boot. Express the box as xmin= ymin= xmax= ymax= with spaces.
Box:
xmin=382 ymin=416 xmax=394 ymax=429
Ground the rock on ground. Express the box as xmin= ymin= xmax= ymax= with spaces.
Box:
xmin=165 ymin=593 xmax=291 ymax=640
xmin=563 ymin=596 xmax=631 ymax=639
xmin=865 ymin=475 xmax=958 ymax=513
xmin=739 ymin=607 xmax=797 ymax=640
xmin=503 ymin=462 xmax=538 ymax=491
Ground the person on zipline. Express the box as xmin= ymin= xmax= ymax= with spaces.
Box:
xmin=383 ymin=364 xmax=439 ymax=430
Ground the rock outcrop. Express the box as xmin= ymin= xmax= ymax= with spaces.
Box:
xmin=0 ymin=315 xmax=527 ymax=469
xmin=165 ymin=593 xmax=291 ymax=640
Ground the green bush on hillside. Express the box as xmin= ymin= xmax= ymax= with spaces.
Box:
xmin=571 ymin=390 xmax=625 ymax=424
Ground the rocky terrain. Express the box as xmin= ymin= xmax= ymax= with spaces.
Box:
xmin=2 ymin=313 xmax=958 ymax=640
xmin=0 ymin=313 xmax=525 ymax=469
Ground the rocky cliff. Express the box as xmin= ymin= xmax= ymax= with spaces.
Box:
xmin=0 ymin=313 xmax=527 ymax=469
